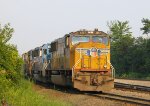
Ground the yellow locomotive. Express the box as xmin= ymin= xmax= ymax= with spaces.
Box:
xmin=23 ymin=29 xmax=115 ymax=91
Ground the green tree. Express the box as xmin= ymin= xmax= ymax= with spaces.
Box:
xmin=108 ymin=20 xmax=150 ymax=79
xmin=108 ymin=20 xmax=134 ymax=75
xmin=140 ymin=18 xmax=150 ymax=75
xmin=132 ymin=37 xmax=150 ymax=75
xmin=0 ymin=23 xmax=23 ymax=85
xmin=141 ymin=18 xmax=150 ymax=35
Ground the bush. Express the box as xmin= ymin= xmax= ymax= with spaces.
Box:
xmin=115 ymin=71 xmax=150 ymax=80
xmin=0 ymin=23 xmax=70 ymax=106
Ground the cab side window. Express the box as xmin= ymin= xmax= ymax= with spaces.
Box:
xmin=65 ymin=36 xmax=70 ymax=47
xmin=44 ymin=49 xmax=47 ymax=55
xmin=51 ymin=42 xmax=57 ymax=52
xmin=39 ymin=49 xmax=42 ymax=56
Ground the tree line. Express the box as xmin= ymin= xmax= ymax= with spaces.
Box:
xmin=108 ymin=18 xmax=150 ymax=79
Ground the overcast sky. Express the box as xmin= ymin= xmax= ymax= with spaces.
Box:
xmin=0 ymin=0 xmax=150 ymax=54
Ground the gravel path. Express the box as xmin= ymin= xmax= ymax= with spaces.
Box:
xmin=33 ymin=84 xmax=143 ymax=106
xmin=115 ymin=79 xmax=150 ymax=87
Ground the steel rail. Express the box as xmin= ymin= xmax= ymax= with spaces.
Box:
xmin=115 ymin=78 xmax=150 ymax=81
xmin=114 ymin=82 xmax=150 ymax=92
xmin=84 ymin=92 xmax=150 ymax=106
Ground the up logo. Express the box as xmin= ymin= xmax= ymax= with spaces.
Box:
xmin=86 ymin=48 xmax=101 ymax=57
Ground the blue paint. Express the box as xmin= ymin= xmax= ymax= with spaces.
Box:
xmin=98 ymin=49 xmax=101 ymax=56
xmin=42 ymin=43 xmax=51 ymax=63
xmin=87 ymin=50 xmax=91 ymax=56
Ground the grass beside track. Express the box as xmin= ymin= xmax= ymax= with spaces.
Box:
xmin=115 ymin=72 xmax=150 ymax=80
xmin=1 ymin=79 xmax=71 ymax=106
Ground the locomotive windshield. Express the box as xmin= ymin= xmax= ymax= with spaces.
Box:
xmin=92 ymin=36 xmax=108 ymax=45
xmin=72 ymin=36 xmax=90 ymax=45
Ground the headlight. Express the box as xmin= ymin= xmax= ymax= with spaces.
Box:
xmin=104 ymin=65 xmax=107 ymax=68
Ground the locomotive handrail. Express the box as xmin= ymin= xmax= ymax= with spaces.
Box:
xmin=29 ymin=61 xmax=35 ymax=75
xmin=43 ymin=62 xmax=48 ymax=70
xmin=72 ymin=57 xmax=82 ymax=81
xmin=72 ymin=49 xmax=82 ymax=81
xmin=107 ymin=60 xmax=115 ymax=78
xmin=42 ymin=62 xmax=48 ymax=76
xmin=73 ymin=58 xmax=82 ymax=69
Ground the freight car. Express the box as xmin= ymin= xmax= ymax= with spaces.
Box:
xmin=22 ymin=29 xmax=115 ymax=91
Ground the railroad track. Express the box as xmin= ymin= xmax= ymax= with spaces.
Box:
xmin=115 ymin=78 xmax=150 ymax=81
xmin=36 ymin=81 xmax=150 ymax=105
xmin=85 ymin=92 xmax=150 ymax=106
xmin=115 ymin=82 xmax=150 ymax=92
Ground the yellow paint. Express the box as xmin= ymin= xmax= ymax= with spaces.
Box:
xmin=70 ymin=41 xmax=111 ymax=73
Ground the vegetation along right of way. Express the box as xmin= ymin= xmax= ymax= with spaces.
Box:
xmin=108 ymin=18 xmax=150 ymax=79
xmin=0 ymin=23 xmax=70 ymax=106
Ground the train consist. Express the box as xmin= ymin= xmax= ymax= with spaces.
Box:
xmin=22 ymin=29 xmax=115 ymax=91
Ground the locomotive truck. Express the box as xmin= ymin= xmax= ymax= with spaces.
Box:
xmin=22 ymin=29 xmax=115 ymax=91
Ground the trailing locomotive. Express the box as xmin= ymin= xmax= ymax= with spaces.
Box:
xmin=22 ymin=29 xmax=115 ymax=91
